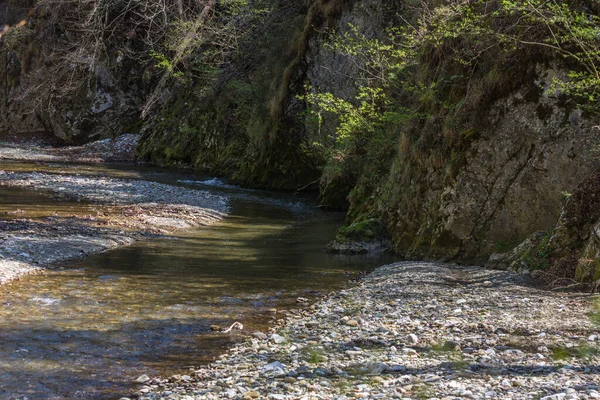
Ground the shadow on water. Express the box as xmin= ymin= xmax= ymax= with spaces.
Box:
xmin=0 ymin=165 xmax=398 ymax=399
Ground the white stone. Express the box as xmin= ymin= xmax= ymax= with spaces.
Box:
xmin=270 ymin=334 xmax=287 ymax=344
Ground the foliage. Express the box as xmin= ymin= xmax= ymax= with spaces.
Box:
xmin=149 ymin=50 xmax=183 ymax=78
xmin=519 ymin=232 xmax=552 ymax=271
xmin=303 ymin=0 xmax=600 ymax=242
xmin=334 ymin=217 xmax=385 ymax=243
xmin=551 ymin=343 xmax=600 ymax=361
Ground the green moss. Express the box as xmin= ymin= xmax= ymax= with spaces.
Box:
xmin=301 ymin=345 xmax=328 ymax=364
xmin=334 ymin=218 xmax=385 ymax=243
xmin=551 ymin=343 xmax=600 ymax=361
xmin=430 ymin=341 xmax=460 ymax=353
xmin=518 ymin=232 xmax=552 ymax=271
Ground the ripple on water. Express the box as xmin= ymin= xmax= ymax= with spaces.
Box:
xmin=29 ymin=296 xmax=62 ymax=306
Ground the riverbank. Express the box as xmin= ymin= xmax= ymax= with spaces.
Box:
xmin=0 ymin=133 xmax=139 ymax=163
xmin=133 ymin=262 xmax=600 ymax=400
xmin=0 ymin=169 xmax=229 ymax=284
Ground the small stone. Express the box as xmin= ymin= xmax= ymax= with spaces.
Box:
xmin=540 ymin=394 xmax=566 ymax=400
xmin=210 ymin=325 xmax=221 ymax=331
xmin=135 ymin=374 xmax=150 ymax=384
xmin=261 ymin=361 xmax=286 ymax=377
xmin=403 ymin=348 xmax=418 ymax=356
xmin=407 ymin=333 xmax=419 ymax=344
xmin=253 ymin=332 xmax=268 ymax=340
xmin=270 ymin=334 xmax=287 ymax=344
xmin=366 ymin=363 xmax=388 ymax=375
xmin=500 ymin=380 xmax=511 ymax=389
xmin=388 ymin=365 xmax=407 ymax=372
xmin=346 ymin=319 xmax=359 ymax=327
xmin=503 ymin=349 xmax=525 ymax=357
xmin=244 ymin=391 xmax=261 ymax=399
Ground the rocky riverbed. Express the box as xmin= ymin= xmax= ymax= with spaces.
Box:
xmin=0 ymin=169 xmax=228 ymax=284
xmin=131 ymin=262 xmax=600 ymax=400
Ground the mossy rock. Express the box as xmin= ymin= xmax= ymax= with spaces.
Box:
xmin=335 ymin=218 xmax=385 ymax=243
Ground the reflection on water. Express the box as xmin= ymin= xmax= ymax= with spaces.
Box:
xmin=0 ymin=162 xmax=397 ymax=399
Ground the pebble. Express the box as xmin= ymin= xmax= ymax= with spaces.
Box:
xmin=243 ymin=391 xmax=260 ymax=399
xmin=270 ymin=334 xmax=286 ymax=344
xmin=407 ymin=333 xmax=419 ymax=344
xmin=135 ymin=374 xmax=150 ymax=384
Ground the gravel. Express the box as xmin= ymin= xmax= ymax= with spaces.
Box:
xmin=0 ymin=170 xmax=229 ymax=284
xmin=133 ymin=262 xmax=600 ymax=400
xmin=0 ymin=133 xmax=140 ymax=163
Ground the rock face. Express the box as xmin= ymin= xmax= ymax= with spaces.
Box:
xmin=406 ymin=89 xmax=599 ymax=263
xmin=303 ymin=1 xmax=600 ymax=268
xmin=0 ymin=1 xmax=148 ymax=144
xmin=488 ymin=171 xmax=600 ymax=282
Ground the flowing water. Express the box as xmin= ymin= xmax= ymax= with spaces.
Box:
xmin=0 ymin=161 xmax=396 ymax=399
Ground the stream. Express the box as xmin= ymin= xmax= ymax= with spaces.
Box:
xmin=0 ymin=161 xmax=395 ymax=399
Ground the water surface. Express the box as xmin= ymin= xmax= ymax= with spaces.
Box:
xmin=0 ymin=162 xmax=396 ymax=399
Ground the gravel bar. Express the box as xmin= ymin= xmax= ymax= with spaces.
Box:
xmin=0 ymin=133 xmax=140 ymax=163
xmin=0 ymin=170 xmax=229 ymax=284
xmin=132 ymin=262 xmax=600 ymax=400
